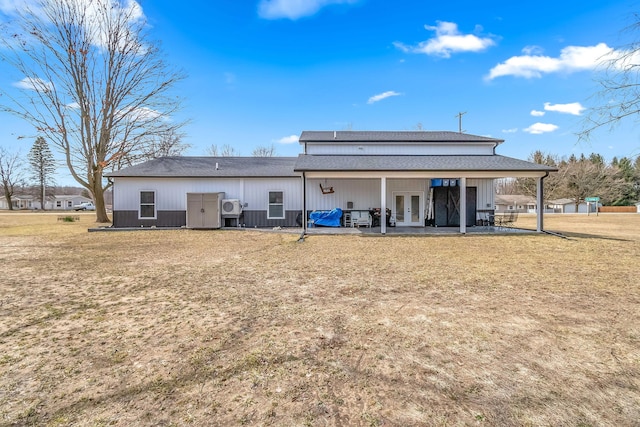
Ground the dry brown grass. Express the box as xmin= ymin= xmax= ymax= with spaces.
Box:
xmin=1 ymin=212 xmax=639 ymax=426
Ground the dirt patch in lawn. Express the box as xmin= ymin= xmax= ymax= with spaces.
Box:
xmin=1 ymin=212 xmax=639 ymax=426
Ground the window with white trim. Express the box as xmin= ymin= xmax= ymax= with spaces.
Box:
xmin=139 ymin=191 xmax=156 ymax=219
xmin=268 ymin=191 xmax=284 ymax=219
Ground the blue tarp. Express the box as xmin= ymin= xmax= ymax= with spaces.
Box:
xmin=309 ymin=208 xmax=343 ymax=227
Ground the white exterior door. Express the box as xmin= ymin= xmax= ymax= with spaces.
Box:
xmin=393 ymin=192 xmax=423 ymax=226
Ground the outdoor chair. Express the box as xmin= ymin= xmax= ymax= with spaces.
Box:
xmin=494 ymin=212 xmax=518 ymax=228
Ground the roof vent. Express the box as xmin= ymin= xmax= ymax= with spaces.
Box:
xmin=215 ymin=162 xmax=219 ymax=170
xmin=334 ymin=131 xmax=337 ymax=139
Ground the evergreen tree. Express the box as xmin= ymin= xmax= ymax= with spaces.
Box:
xmin=28 ymin=137 xmax=56 ymax=211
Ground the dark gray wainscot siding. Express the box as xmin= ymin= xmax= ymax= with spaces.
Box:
xmin=112 ymin=210 xmax=302 ymax=228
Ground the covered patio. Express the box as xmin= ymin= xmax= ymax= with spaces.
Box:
xmin=296 ymin=162 xmax=556 ymax=235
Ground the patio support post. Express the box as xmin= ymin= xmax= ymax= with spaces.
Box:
xmin=459 ymin=177 xmax=467 ymax=234
xmin=302 ymin=172 xmax=307 ymax=233
xmin=536 ymin=175 xmax=545 ymax=232
xmin=381 ymin=176 xmax=387 ymax=235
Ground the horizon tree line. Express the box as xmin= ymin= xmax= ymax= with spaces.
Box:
xmin=499 ymin=150 xmax=640 ymax=209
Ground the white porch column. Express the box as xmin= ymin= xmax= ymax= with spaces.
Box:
xmin=537 ymin=175 xmax=544 ymax=232
xmin=380 ymin=176 xmax=387 ymax=235
xmin=459 ymin=177 xmax=466 ymax=234
xmin=302 ymin=173 xmax=307 ymax=232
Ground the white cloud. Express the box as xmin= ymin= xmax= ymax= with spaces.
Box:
xmin=501 ymin=128 xmax=518 ymax=133
xmin=544 ymin=102 xmax=585 ymax=116
xmin=130 ymin=107 xmax=162 ymax=121
xmin=524 ymin=123 xmax=559 ymax=134
xmin=277 ymin=134 xmax=299 ymax=144
xmin=258 ymin=0 xmax=358 ymax=20
xmin=531 ymin=110 xmax=545 ymax=117
xmin=13 ymin=77 xmax=53 ymax=92
xmin=394 ymin=21 xmax=495 ymax=58
xmin=522 ymin=45 xmax=544 ymax=55
xmin=367 ymin=91 xmax=402 ymax=104
xmin=487 ymin=43 xmax=619 ymax=80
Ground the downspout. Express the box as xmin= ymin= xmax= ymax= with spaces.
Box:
xmin=108 ymin=177 xmax=114 ymax=227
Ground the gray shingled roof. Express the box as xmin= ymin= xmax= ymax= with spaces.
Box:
xmin=294 ymin=155 xmax=557 ymax=172
xmin=107 ymin=157 xmax=300 ymax=178
xmin=107 ymin=153 xmax=557 ymax=178
xmin=299 ymin=130 xmax=504 ymax=144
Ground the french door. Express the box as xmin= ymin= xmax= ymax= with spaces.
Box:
xmin=393 ymin=192 xmax=423 ymax=226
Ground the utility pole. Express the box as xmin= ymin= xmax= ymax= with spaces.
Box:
xmin=456 ymin=112 xmax=467 ymax=133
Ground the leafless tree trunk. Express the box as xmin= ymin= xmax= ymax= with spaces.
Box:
xmin=0 ymin=148 xmax=24 ymax=211
xmin=0 ymin=0 xmax=185 ymax=222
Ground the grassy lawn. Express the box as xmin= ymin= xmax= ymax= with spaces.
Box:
xmin=0 ymin=212 xmax=639 ymax=426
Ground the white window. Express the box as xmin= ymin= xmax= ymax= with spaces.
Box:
xmin=268 ymin=191 xmax=284 ymax=219
xmin=66 ymin=201 xmax=73 ymax=208
xmin=139 ymin=191 xmax=156 ymax=219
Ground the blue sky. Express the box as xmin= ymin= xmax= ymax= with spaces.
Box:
xmin=1 ymin=0 xmax=639 ymax=184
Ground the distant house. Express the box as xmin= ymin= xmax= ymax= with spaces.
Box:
xmin=107 ymin=131 xmax=557 ymax=234
xmin=495 ymin=195 xmax=537 ymax=213
xmin=0 ymin=195 xmax=36 ymax=210
xmin=48 ymin=195 xmax=92 ymax=211
xmin=0 ymin=194 xmax=92 ymax=210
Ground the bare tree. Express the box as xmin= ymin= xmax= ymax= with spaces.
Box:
xmin=28 ymin=136 xmax=57 ymax=210
xmin=0 ymin=0 xmax=185 ymax=222
xmin=0 ymin=148 xmax=25 ymax=211
xmin=514 ymin=150 xmax=563 ymax=201
xmin=205 ymin=144 xmax=219 ymax=156
xmin=580 ymin=15 xmax=640 ymax=141
xmin=206 ymin=144 xmax=239 ymax=156
xmin=140 ymin=128 xmax=190 ymax=159
xmin=251 ymin=144 xmax=276 ymax=157
xmin=562 ymin=154 xmax=625 ymax=208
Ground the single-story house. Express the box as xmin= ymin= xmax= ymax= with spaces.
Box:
xmin=0 ymin=194 xmax=92 ymax=210
xmin=0 ymin=195 xmax=36 ymax=210
xmin=107 ymin=130 xmax=557 ymax=234
xmin=48 ymin=195 xmax=93 ymax=211
xmin=495 ymin=195 xmax=538 ymax=213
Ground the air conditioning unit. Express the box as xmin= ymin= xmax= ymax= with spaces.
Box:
xmin=221 ymin=199 xmax=242 ymax=216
